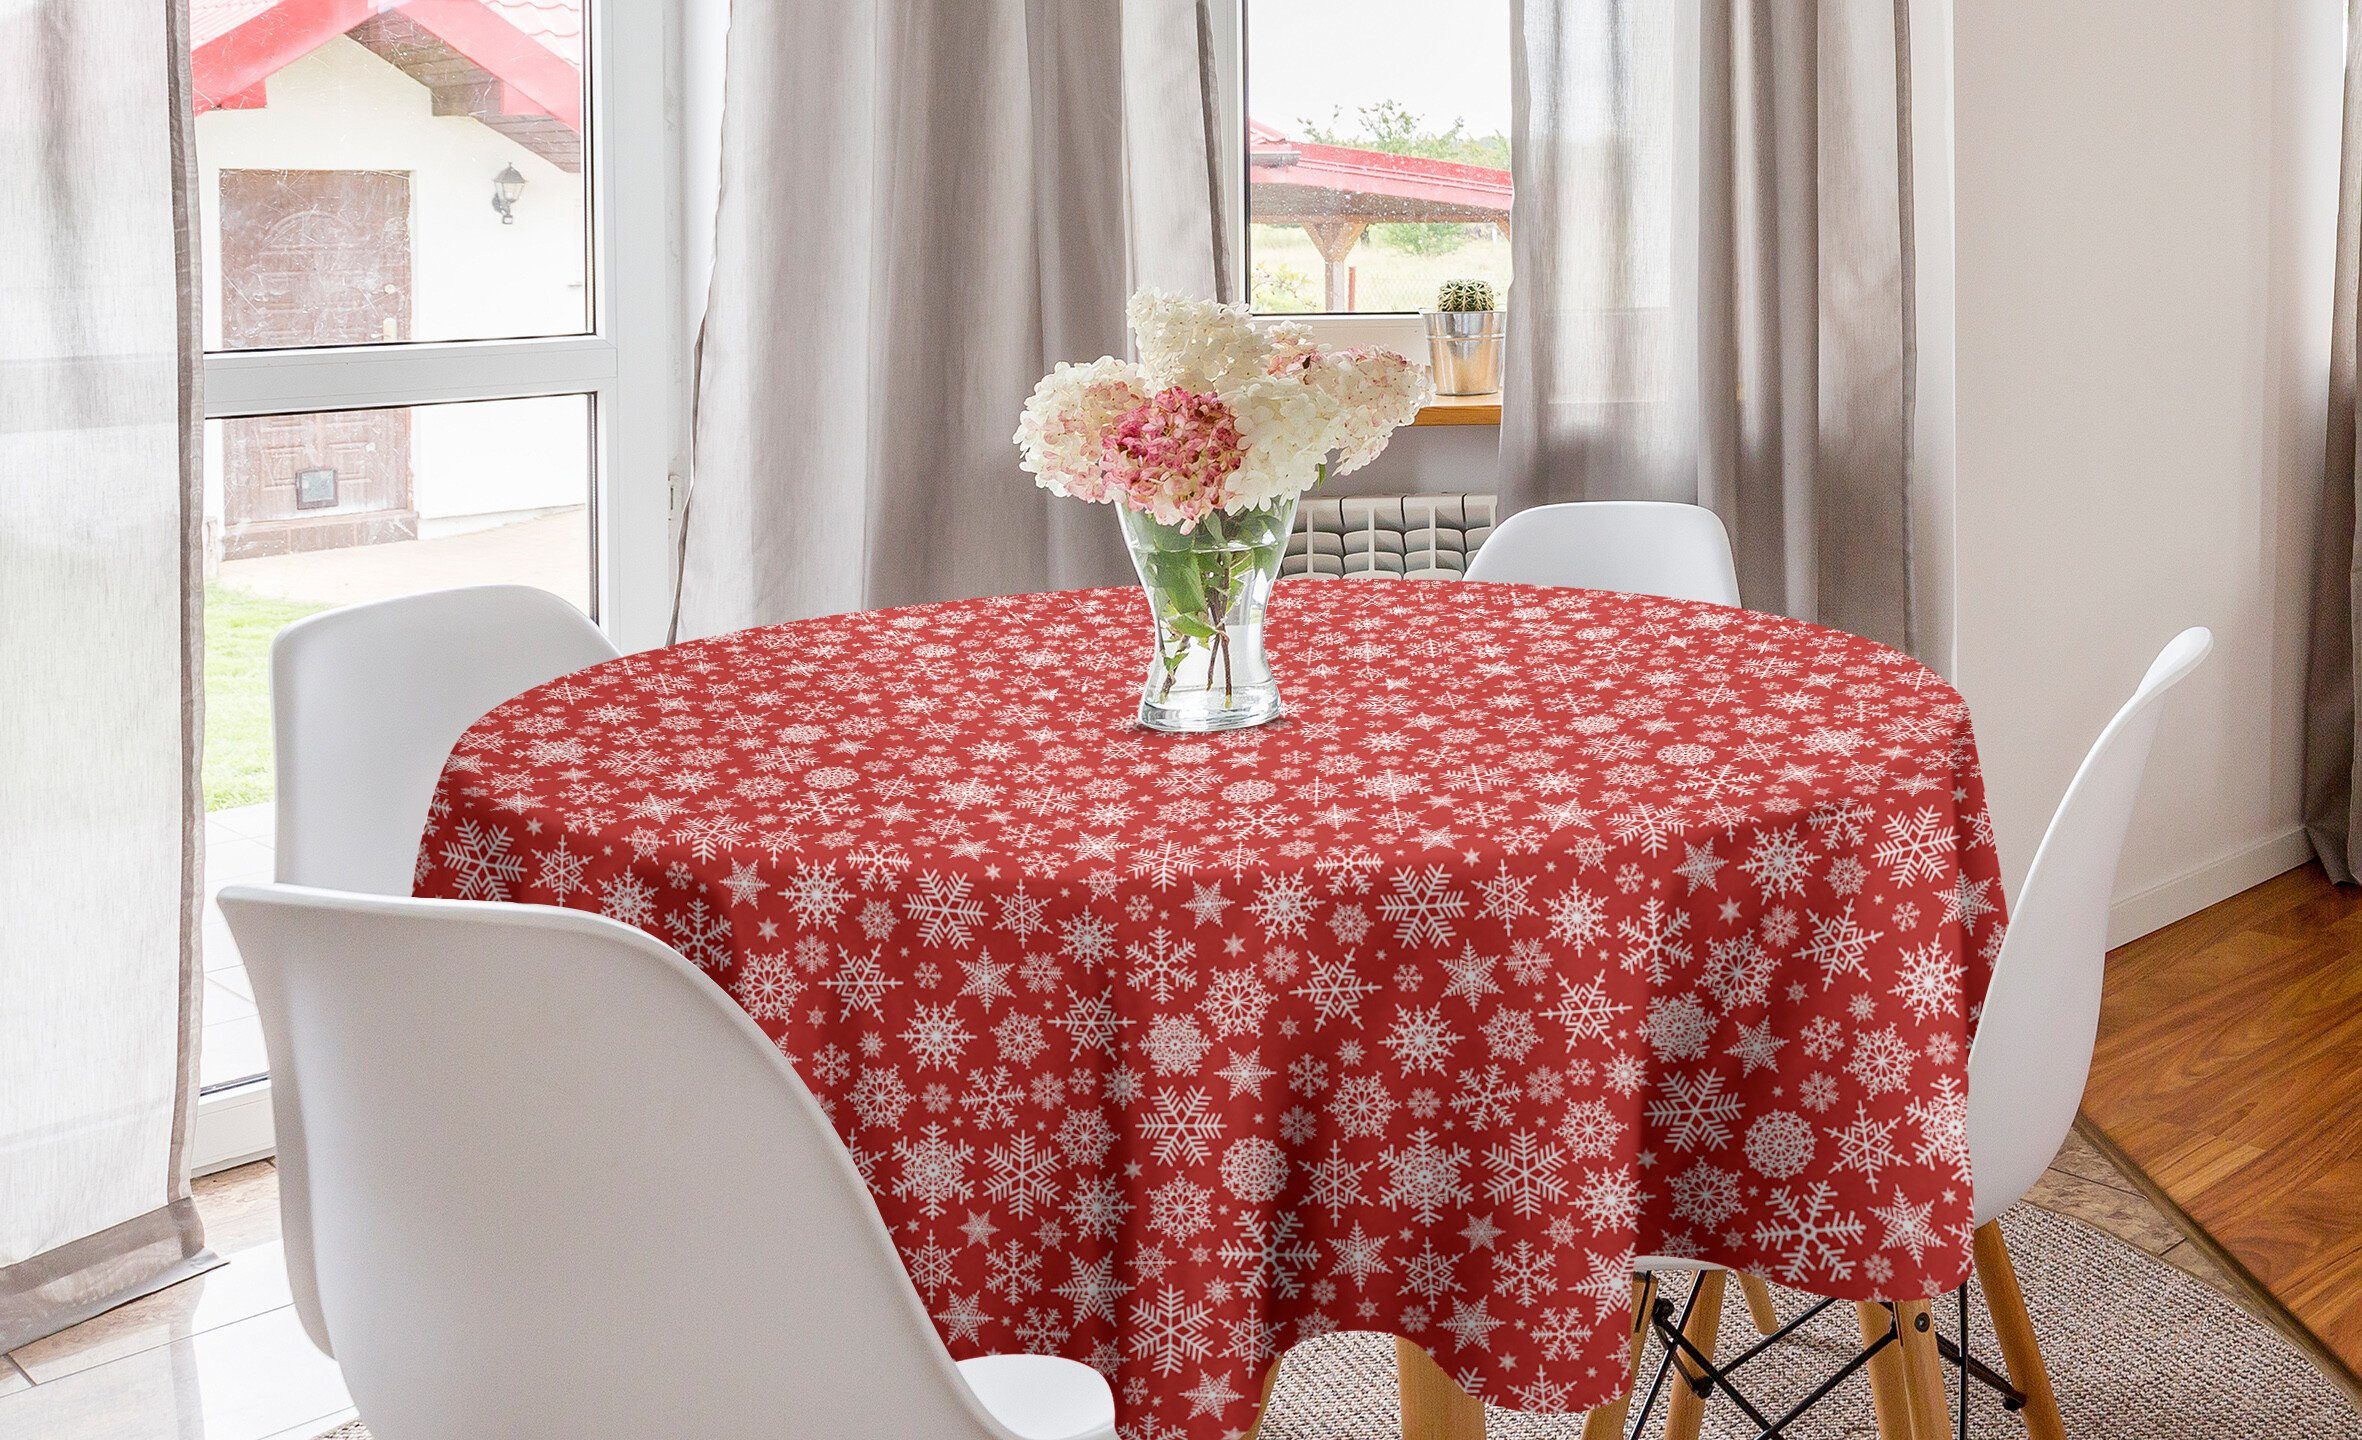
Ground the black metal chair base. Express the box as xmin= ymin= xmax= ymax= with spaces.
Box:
xmin=1624 ymin=1275 xmax=2025 ymax=1440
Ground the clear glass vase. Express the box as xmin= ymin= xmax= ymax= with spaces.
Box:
xmin=1119 ymin=496 xmax=1297 ymax=732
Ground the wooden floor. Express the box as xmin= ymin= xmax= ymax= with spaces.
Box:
xmin=2085 ymin=861 xmax=2362 ymax=1399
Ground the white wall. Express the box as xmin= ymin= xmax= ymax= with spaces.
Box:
xmin=1948 ymin=0 xmax=2341 ymax=934
xmin=196 ymin=37 xmax=589 ymax=522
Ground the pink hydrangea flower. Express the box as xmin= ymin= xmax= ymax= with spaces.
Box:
xmin=1099 ymin=387 xmax=1245 ymax=530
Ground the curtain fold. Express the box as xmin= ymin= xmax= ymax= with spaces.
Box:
xmin=0 ymin=0 xmax=215 ymax=1351
xmin=1503 ymin=0 xmax=1917 ymax=652
xmin=676 ymin=0 xmax=1227 ymax=635
xmin=2303 ymin=0 xmax=2362 ymax=883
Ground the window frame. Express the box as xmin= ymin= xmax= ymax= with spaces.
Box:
xmin=1222 ymin=0 xmax=1480 ymax=358
xmin=190 ymin=0 xmax=682 ymax=1171
xmin=197 ymin=0 xmax=682 ymax=654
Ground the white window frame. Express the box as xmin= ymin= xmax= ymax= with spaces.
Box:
xmin=198 ymin=0 xmax=682 ymax=654
xmin=1217 ymin=0 xmax=1461 ymax=360
xmin=193 ymin=0 xmax=683 ymax=1173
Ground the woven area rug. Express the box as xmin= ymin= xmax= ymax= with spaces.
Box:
xmin=315 ymin=1205 xmax=2360 ymax=1439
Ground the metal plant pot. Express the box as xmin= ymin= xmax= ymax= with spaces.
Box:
xmin=1426 ymin=310 xmax=1506 ymax=396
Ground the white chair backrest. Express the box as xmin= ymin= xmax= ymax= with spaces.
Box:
xmin=1966 ymin=627 xmax=2212 ymax=1224
xmin=272 ymin=585 xmax=616 ymax=894
xmin=1463 ymin=500 xmax=1743 ymax=606
xmin=217 ymin=884 xmax=1025 ymax=1440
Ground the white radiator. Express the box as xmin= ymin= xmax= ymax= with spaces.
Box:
xmin=1284 ymin=494 xmax=1497 ymax=581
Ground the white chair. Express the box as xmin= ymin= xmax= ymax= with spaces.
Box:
xmin=271 ymin=584 xmax=617 ymax=894
xmin=218 ymin=883 xmax=1118 ymax=1440
xmin=1594 ymin=627 xmax=2214 ymax=1440
xmin=1463 ymin=500 xmax=1743 ymax=606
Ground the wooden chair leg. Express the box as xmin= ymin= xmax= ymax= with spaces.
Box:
xmin=1895 ymin=1299 xmax=1952 ymax=1440
xmin=1581 ymin=1275 xmax=1657 ymax=1440
xmin=1975 ymin=1220 xmax=2068 ymax=1440
xmin=1737 ymin=1274 xmax=1781 ymax=1336
xmin=1854 ymin=1302 xmax=1916 ymax=1440
xmin=1663 ymin=1271 xmax=1728 ymax=1440
xmin=1396 ymin=1336 xmax=1486 ymax=1440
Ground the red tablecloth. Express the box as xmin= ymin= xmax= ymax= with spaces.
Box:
xmin=417 ymin=581 xmax=2004 ymax=1431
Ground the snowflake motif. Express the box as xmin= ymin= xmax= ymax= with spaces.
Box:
xmin=1872 ymin=806 xmax=1958 ymax=885
xmin=1247 ymin=872 xmax=1318 ymax=937
xmin=1744 ymin=1111 xmax=1817 ymax=1179
xmin=983 ymin=1133 xmax=1060 ymax=1218
xmin=1377 ymin=866 xmax=1470 ymax=948
xmin=904 ymin=871 xmax=987 ymax=948
xmin=1872 ymin=1186 xmax=1940 ymax=1266
xmin=1799 ymin=901 xmax=1885 ymax=989
xmin=1129 ymin=1288 xmax=1214 ymax=1375
xmin=1670 ymin=1160 xmax=1743 ymax=1228
xmin=1292 ymin=955 xmax=1380 ymax=1030
xmin=1329 ymin=1223 xmax=1392 ymax=1290
xmin=1891 ymin=941 xmax=1964 ymax=1020
xmin=1491 ymin=1239 xmax=1559 ymax=1305
xmin=1740 ymin=826 xmax=1816 ymax=897
xmin=535 ymin=837 xmax=588 ymax=903
xmin=1139 ymin=1088 xmax=1225 ymax=1164
xmin=1380 ymin=1129 xmax=1474 ymax=1225
xmin=1549 ymin=976 xmax=1632 ymax=1042
xmin=1547 ymin=884 xmax=1610 ymax=952
xmin=665 ymin=898 xmax=732 ymax=970
xmin=892 ymin=1124 xmax=972 ymax=1218
xmin=1215 ymin=1212 xmax=1320 ymax=1299
xmin=1053 ymin=1254 xmax=1128 ymax=1325
xmin=1645 ymin=1070 xmax=1744 ymax=1152
xmin=1126 ymin=929 xmax=1199 ymax=1005
xmin=1383 ymin=1004 xmax=1459 ymax=1073
xmin=439 ymin=820 xmax=525 ymax=900
xmin=822 ymin=946 xmax=903 ymax=1018
xmin=1753 ymin=1181 xmax=1868 ymax=1283
xmin=1483 ymin=1131 xmax=1569 ymax=1217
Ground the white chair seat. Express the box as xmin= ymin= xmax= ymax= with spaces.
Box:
xmin=956 ymin=1355 xmax=1118 ymax=1440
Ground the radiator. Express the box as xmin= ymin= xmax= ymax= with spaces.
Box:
xmin=1284 ymin=494 xmax=1498 ymax=581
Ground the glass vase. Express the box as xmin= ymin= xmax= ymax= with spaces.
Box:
xmin=1119 ymin=496 xmax=1297 ymax=733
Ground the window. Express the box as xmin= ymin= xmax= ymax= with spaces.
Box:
xmin=1243 ymin=0 xmax=1513 ymax=317
xmin=191 ymin=0 xmax=675 ymax=1103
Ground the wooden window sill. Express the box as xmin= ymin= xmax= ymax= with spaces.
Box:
xmin=1413 ymin=394 xmax=1501 ymax=426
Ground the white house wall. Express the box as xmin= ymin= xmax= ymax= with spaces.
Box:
xmin=195 ymin=35 xmax=589 ymax=523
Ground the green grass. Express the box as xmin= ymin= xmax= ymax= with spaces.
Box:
xmin=1249 ymin=223 xmax=1513 ymax=314
xmin=203 ymin=585 xmax=328 ymax=812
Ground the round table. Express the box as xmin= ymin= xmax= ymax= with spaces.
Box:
xmin=416 ymin=581 xmax=2005 ymax=1429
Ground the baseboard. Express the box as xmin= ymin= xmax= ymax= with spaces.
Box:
xmin=2106 ymin=826 xmax=2312 ymax=949
xmin=190 ymin=1079 xmax=275 ymax=1177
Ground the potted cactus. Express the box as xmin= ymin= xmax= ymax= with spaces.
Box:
xmin=1426 ymin=278 xmax=1505 ymax=396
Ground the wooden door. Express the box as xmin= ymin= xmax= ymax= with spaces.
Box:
xmin=218 ymin=169 xmax=417 ymax=558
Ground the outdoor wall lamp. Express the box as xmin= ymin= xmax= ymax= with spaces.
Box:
xmin=491 ymin=164 xmax=527 ymax=225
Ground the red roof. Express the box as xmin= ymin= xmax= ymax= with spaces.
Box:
xmin=191 ymin=0 xmax=581 ymax=131
xmin=1249 ymin=120 xmax=1511 ymax=221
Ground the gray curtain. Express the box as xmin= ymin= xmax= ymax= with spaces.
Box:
xmin=675 ymin=0 xmax=1229 ymax=635
xmin=0 ymin=0 xmax=216 ymax=1350
xmin=1503 ymin=0 xmax=1917 ymax=652
xmin=2304 ymin=0 xmax=2362 ymax=882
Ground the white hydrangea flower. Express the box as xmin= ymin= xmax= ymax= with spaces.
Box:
xmin=1223 ymin=373 xmax=1336 ymax=512
xmin=1013 ymin=356 xmax=1146 ymax=502
xmin=1300 ymin=348 xmax=1430 ymax=475
xmin=1128 ymin=290 xmax=1268 ymax=395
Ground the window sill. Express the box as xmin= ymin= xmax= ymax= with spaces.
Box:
xmin=1413 ymin=393 xmax=1501 ymax=427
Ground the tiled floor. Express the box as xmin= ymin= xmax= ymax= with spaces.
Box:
xmin=0 ymin=1129 xmax=2305 ymax=1440
xmin=0 ymin=1162 xmax=356 ymax=1440
xmin=202 ymin=804 xmax=277 ymax=1092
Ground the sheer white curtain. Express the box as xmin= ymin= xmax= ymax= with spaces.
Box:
xmin=675 ymin=0 xmax=1228 ymax=635
xmin=1504 ymin=0 xmax=1917 ymax=651
xmin=0 ymin=0 xmax=214 ymax=1349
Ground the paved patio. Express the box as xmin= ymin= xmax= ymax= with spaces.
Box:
xmin=217 ymin=507 xmax=588 ymax=610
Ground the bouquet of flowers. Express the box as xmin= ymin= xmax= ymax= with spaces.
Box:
xmin=1014 ymin=291 xmax=1427 ymax=731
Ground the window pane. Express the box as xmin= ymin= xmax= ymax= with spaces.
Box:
xmin=199 ymin=393 xmax=591 ymax=1090
xmin=1245 ymin=0 xmax=1512 ymax=314
xmin=193 ymin=0 xmax=588 ymax=349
